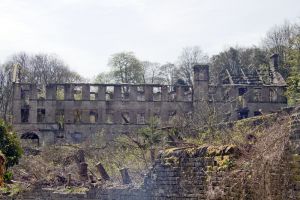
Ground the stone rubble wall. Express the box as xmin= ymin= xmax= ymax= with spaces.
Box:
xmin=289 ymin=111 xmax=300 ymax=199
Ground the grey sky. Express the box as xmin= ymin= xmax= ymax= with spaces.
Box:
xmin=0 ymin=0 xmax=299 ymax=79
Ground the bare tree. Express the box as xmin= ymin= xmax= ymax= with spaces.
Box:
xmin=178 ymin=46 xmax=209 ymax=86
xmin=93 ymin=71 xmax=115 ymax=84
xmin=0 ymin=64 xmax=13 ymax=121
xmin=141 ymin=61 xmax=162 ymax=84
xmin=27 ymin=54 xmax=83 ymax=84
xmin=262 ymin=21 xmax=295 ymax=65
xmin=5 ymin=52 xmax=83 ymax=85
xmin=0 ymin=52 xmax=84 ymax=121
xmin=157 ymin=63 xmax=178 ymax=85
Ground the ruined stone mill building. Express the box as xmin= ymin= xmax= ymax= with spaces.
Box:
xmin=13 ymin=54 xmax=287 ymax=145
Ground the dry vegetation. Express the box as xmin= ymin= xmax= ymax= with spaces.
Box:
xmin=9 ymin=130 xmax=160 ymax=189
xmin=200 ymin=113 xmax=293 ymax=199
xmin=4 ymin=111 xmax=294 ymax=199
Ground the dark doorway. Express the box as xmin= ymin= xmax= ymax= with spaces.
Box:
xmin=238 ymin=108 xmax=249 ymax=119
xmin=21 ymin=132 xmax=40 ymax=146
xmin=238 ymin=88 xmax=247 ymax=96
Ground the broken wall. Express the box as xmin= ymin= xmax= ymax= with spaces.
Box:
xmin=13 ymin=83 xmax=193 ymax=145
xmin=12 ymin=64 xmax=287 ymax=145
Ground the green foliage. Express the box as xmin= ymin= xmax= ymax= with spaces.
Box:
xmin=285 ymin=33 xmax=300 ymax=105
xmin=94 ymin=71 xmax=114 ymax=83
xmin=210 ymin=46 xmax=269 ymax=84
xmin=0 ymin=119 xmax=22 ymax=168
xmin=3 ymin=171 xmax=13 ymax=182
xmin=136 ymin=117 xmax=164 ymax=148
xmin=286 ymin=74 xmax=300 ymax=105
xmin=108 ymin=52 xmax=144 ymax=83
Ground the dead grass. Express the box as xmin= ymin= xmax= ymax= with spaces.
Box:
xmin=200 ymin=113 xmax=293 ymax=199
xmin=6 ymin=111 xmax=295 ymax=199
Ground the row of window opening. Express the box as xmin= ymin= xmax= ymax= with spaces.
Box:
xmin=28 ymin=85 xmax=192 ymax=101
xmin=21 ymin=108 xmax=179 ymax=125
xmin=222 ymin=87 xmax=281 ymax=102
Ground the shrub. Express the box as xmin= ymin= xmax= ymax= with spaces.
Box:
xmin=0 ymin=119 xmax=22 ymax=168
xmin=3 ymin=171 xmax=13 ymax=182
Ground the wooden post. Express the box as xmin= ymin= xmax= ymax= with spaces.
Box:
xmin=120 ymin=168 xmax=131 ymax=184
xmin=79 ymin=162 xmax=88 ymax=182
xmin=96 ymin=162 xmax=110 ymax=181
xmin=77 ymin=149 xmax=85 ymax=163
xmin=66 ymin=173 xmax=72 ymax=187
xmin=150 ymin=147 xmax=155 ymax=163
xmin=89 ymin=175 xmax=96 ymax=183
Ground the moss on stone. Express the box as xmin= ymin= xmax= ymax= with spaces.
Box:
xmin=206 ymin=146 xmax=223 ymax=156
xmin=163 ymin=156 xmax=180 ymax=166
xmin=206 ymin=145 xmax=237 ymax=157
xmin=164 ymin=147 xmax=181 ymax=155
xmin=185 ymin=147 xmax=197 ymax=156
xmin=160 ymin=145 xmax=237 ymax=170
xmin=214 ymin=155 xmax=234 ymax=171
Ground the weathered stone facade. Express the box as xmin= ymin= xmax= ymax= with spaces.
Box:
xmin=12 ymin=54 xmax=287 ymax=145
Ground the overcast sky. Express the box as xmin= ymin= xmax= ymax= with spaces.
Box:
xmin=0 ymin=0 xmax=299 ymax=79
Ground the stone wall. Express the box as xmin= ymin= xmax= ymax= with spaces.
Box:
xmin=13 ymin=62 xmax=287 ymax=145
xmin=288 ymin=111 xmax=300 ymax=199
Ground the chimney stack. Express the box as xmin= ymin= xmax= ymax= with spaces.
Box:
xmin=270 ymin=54 xmax=279 ymax=71
xmin=193 ymin=64 xmax=209 ymax=102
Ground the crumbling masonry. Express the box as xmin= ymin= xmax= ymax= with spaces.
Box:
xmin=13 ymin=54 xmax=287 ymax=145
